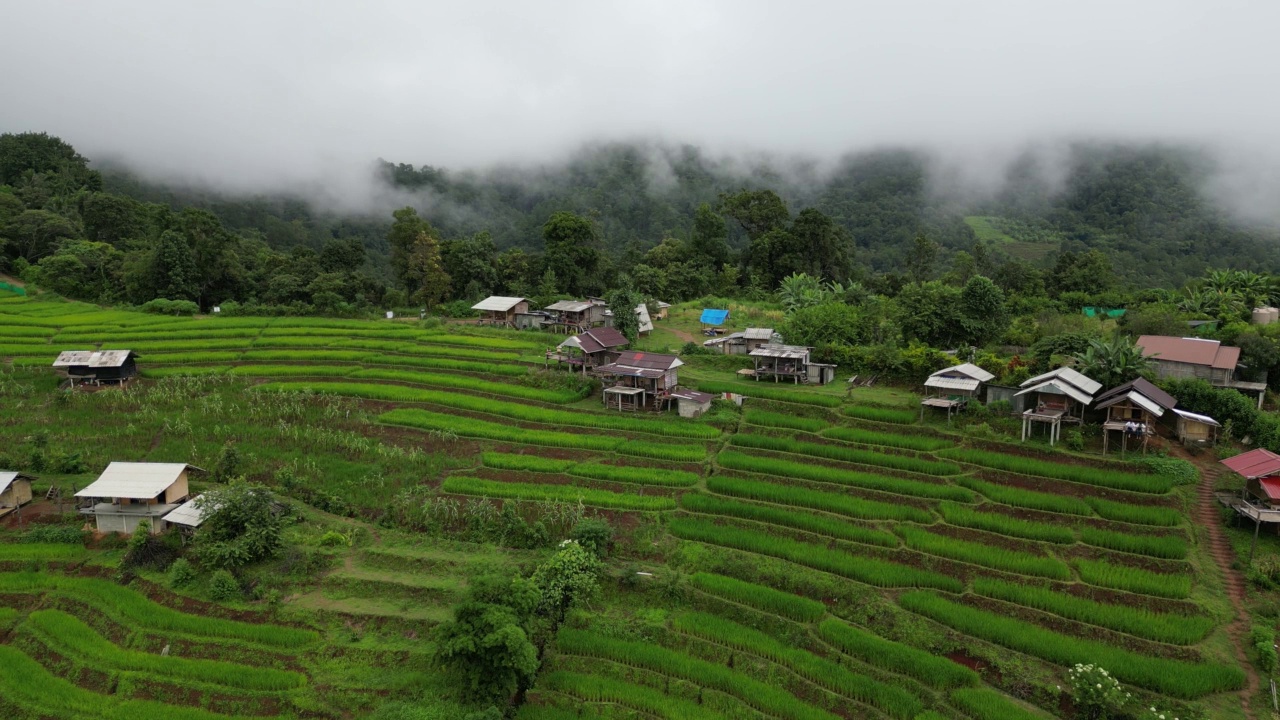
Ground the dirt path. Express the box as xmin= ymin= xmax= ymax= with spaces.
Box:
xmin=1194 ymin=457 xmax=1260 ymax=719
xmin=668 ymin=328 xmax=696 ymax=343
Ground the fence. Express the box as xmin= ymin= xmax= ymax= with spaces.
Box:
xmin=0 ymin=282 xmax=26 ymax=296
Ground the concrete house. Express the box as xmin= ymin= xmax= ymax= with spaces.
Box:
xmin=76 ymin=462 xmax=201 ymax=535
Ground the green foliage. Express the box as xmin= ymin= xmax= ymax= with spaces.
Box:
xmin=820 ymin=426 xmax=952 ymax=451
xmin=938 ymin=502 xmax=1075 ymax=544
xmin=140 ymin=298 xmax=200 ymax=315
xmin=434 ymin=600 xmax=539 ymax=704
xmin=668 ymin=517 xmax=961 ymax=591
xmin=212 ymin=440 xmax=241 ymax=482
xmin=20 ymin=525 xmax=86 ymax=544
xmin=688 ymin=572 xmax=826 ymax=622
xmin=349 ymin=367 xmax=585 ymax=403
xmin=568 ymin=518 xmax=613 ymax=558
xmin=1251 ymin=626 xmax=1277 ymax=673
xmin=898 ymin=526 xmax=1070 ymax=579
xmin=705 ymin=474 xmax=933 ymax=523
xmin=900 ymin=591 xmax=1243 ymax=699
xmin=1067 ymin=663 xmax=1128 ymax=720
xmin=167 ymin=558 xmax=196 ymax=588
xmin=538 ymin=671 xmax=730 ymax=720
xmin=441 ymin=476 xmax=675 ymax=511
xmin=1085 ymin=497 xmax=1183 ymax=526
xmin=1073 ymin=559 xmax=1192 ymax=599
xmin=680 ymin=492 xmax=898 ymax=545
xmin=718 ymin=450 xmax=973 ymax=502
xmin=818 ymin=617 xmax=979 ymax=689
xmin=972 ymin=578 xmax=1214 ymax=645
xmin=194 ymin=482 xmax=284 ymax=569
xmin=937 ymin=448 xmax=1173 ymax=494
xmin=729 ymin=433 xmax=960 ymax=475
xmin=207 ymin=570 xmax=240 ymax=601
xmin=1072 ymin=336 xmax=1154 ymax=388
xmin=533 ymin=540 xmax=601 ymax=623
xmin=481 ymin=452 xmax=573 ymax=474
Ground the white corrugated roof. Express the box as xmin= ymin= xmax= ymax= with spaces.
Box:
xmin=162 ymin=494 xmax=212 ymax=527
xmin=930 ymin=362 xmax=995 ymax=383
xmin=75 ymin=462 xmax=197 ymax=499
xmin=545 ymin=299 xmax=593 ymax=313
xmin=52 ymin=351 xmax=94 ymax=367
xmin=636 ymin=304 xmax=653 ymax=334
xmin=750 ymin=344 xmax=811 ymax=359
xmin=924 ymin=376 xmax=981 ymax=392
xmin=1021 ymin=367 xmax=1101 ymax=395
xmin=471 ymin=296 xmax=526 ymax=312
xmin=1173 ymin=408 xmax=1220 ymax=426
xmin=0 ymin=471 xmax=31 ymax=495
xmin=743 ymin=328 xmax=775 ymax=341
xmin=51 ymin=350 xmax=136 ymax=368
xmin=1015 ymin=380 xmax=1094 ymax=406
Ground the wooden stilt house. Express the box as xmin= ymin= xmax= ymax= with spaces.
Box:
xmin=1014 ymin=368 xmax=1101 ymax=446
xmin=1093 ymin=378 xmax=1177 ymax=454
xmin=545 ymin=327 xmax=629 ymax=374
xmin=471 ymin=297 xmax=529 ymax=328
xmin=596 ymin=351 xmax=683 ymax=411
xmin=920 ymin=363 xmax=995 ymax=421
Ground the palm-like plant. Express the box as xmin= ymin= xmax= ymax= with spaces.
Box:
xmin=778 ymin=273 xmax=845 ymax=314
xmin=1072 ymin=336 xmax=1154 ymax=388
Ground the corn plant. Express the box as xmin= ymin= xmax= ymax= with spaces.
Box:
xmin=898 ymin=527 xmax=1070 ymax=579
xmin=730 ymin=433 xmax=961 ymax=476
xmin=681 ymin=492 xmax=897 ymax=546
xmin=899 ymin=591 xmax=1243 ymax=699
xmin=817 ymin=618 xmax=979 ymax=689
xmin=688 ymin=572 xmax=826 ymax=622
xmin=717 ymin=450 xmax=972 ymax=502
xmin=706 ymin=475 xmax=933 ymax=523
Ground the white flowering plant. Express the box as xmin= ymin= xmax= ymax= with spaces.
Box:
xmin=1135 ymin=707 xmax=1182 ymax=720
xmin=1066 ymin=663 xmax=1129 ymax=720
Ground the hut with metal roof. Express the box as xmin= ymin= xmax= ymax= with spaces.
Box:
xmin=1172 ymin=408 xmax=1220 ymax=445
xmin=470 ymin=297 xmax=529 ymax=328
xmin=0 ymin=472 xmax=34 ymax=517
xmin=700 ymin=308 xmax=730 ymax=335
xmin=920 ymin=363 xmax=996 ymax=420
xmin=1015 ymin=367 xmax=1101 ymax=445
xmin=161 ymin=493 xmax=214 ymax=535
xmin=705 ymin=328 xmax=776 ymax=356
xmin=545 ymin=299 xmax=609 ymax=334
xmin=1136 ymin=335 xmax=1263 ymax=407
xmin=748 ymin=343 xmax=835 ymax=384
xmin=671 ymin=389 xmax=716 ymax=418
xmin=75 ymin=462 xmax=201 ymax=535
xmin=654 ymin=301 xmax=671 ymax=320
xmin=546 ymin=327 xmax=629 ymax=374
xmin=52 ymin=350 xmax=139 ymax=386
xmin=1218 ymin=449 xmax=1280 ymax=560
xmin=595 ymin=351 xmax=683 ymax=411
xmin=1093 ymin=378 xmax=1178 ymax=454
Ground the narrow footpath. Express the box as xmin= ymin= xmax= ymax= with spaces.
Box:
xmin=1195 ymin=459 xmax=1260 ymax=719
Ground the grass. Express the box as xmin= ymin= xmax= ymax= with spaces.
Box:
xmin=954 ymin=477 xmax=1093 ymax=515
xmin=729 ymin=433 xmax=961 ymax=476
xmin=364 ymin=353 xmax=529 ymax=376
xmin=680 ymin=493 xmax=898 ymax=546
xmin=0 ymin=543 xmax=86 ymax=561
xmin=842 ymin=406 xmax=917 ymax=424
xmin=820 ymin=426 xmax=952 ymax=451
xmin=937 ymin=448 xmax=1173 ymax=494
xmin=668 ymin=517 xmax=962 ymax=592
xmin=695 ymin=380 xmax=842 ymax=407
xmin=1079 ymin=526 xmax=1188 ymax=560
xmin=687 ymin=572 xmax=826 ymax=623
xmin=938 ymin=502 xmax=1076 ymax=544
xmin=0 ymin=572 xmax=317 ymax=647
xmin=705 ymin=475 xmax=933 ymax=523
xmin=898 ymin=527 xmax=1071 ymax=579
xmin=1073 ymin=558 xmax=1192 ymax=599
xmin=571 ymin=463 xmax=699 ymax=488
xmin=25 ymin=609 xmax=305 ymax=691
xmin=742 ymin=410 xmax=828 ymax=432
xmin=381 ymin=408 xmax=636 ymax=451
xmin=950 ymin=688 xmax=1051 ymax=720
xmin=538 ymin=671 xmax=731 ymax=720
xmin=229 ymin=364 xmax=356 ymax=377
xmin=441 ymin=476 xmax=676 ymax=511
xmin=817 ymin=617 xmax=979 ymax=690
xmin=971 ymin=578 xmax=1215 ymax=645
xmin=717 ymin=450 xmax=973 ymax=502
xmin=899 ymin=591 xmax=1243 ymax=699
xmin=556 ymin=628 xmax=842 ymax=720
xmin=349 ymin=368 xmax=585 ymax=403
xmin=264 ymin=381 xmax=721 ymax=439
xmin=1086 ymin=496 xmax=1183 ymax=526
xmin=481 ymin=452 xmax=574 ymax=473
xmin=0 ymin=645 xmax=271 ymax=720
xmin=671 ymin=612 xmax=923 ymax=719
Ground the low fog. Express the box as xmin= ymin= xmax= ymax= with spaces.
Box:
xmin=1 ymin=1 xmax=1279 ymax=221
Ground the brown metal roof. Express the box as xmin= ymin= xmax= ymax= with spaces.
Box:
xmin=671 ymin=390 xmax=715 ymax=403
xmin=1137 ymin=336 xmax=1241 ymax=370
xmin=612 ymin=351 xmax=681 ymax=371
xmin=1093 ymin=377 xmax=1177 ymax=410
xmin=576 ymin=327 xmax=629 ymax=355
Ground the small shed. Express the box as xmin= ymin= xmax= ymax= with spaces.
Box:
xmin=1093 ymin=378 xmax=1177 ymax=454
xmin=749 ymin=344 xmax=811 ymax=383
xmin=655 ymin=301 xmax=671 ymax=320
xmin=546 ymin=327 xmax=629 ymax=374
xmin=596 ymin=351 xmax=683 ymax=411
xmin=53 ymin=350 xmax=139 ymax=386
xmin=921 ymin=363 xmax=996 ymax=421
xmin=1173 ymin=408 xmax=1220 ymax=445
xmin=161 ymin=493 xmax=212 ymax=530
xmin=471 ymin=297 xmax=529 ymax=328
xmin=1015 ymin=367 xmax=1101 ymax=446
xmin=671 ymin=389 xmax=715 ymax=418
xmin=545 ymin=299 xmax=608 ymax=334
xmin=75 ymin=462 xmax=201 ymax=535
xmin=0 ymin=471 xmax=34 ymax=516
xmin=514 ymin=310 xmax=550 ymax=330
xmin=706 ymin=328 xmax=776 ymax=356
xmin=700 ymin=308 xmax=730 ymax=335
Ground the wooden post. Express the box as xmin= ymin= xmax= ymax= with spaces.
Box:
xmin=1250 ymin=514 xmax=1263 ymax=565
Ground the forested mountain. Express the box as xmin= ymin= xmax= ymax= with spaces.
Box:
xmin=3 ymin=131 xmax=1280 ymax=315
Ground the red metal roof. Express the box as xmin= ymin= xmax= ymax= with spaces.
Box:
xmin=1222 ymin=448 xmax=1280 ymax=480
xmin=1136 ymin=336 xmax=1241 ymax=370
xmin=1260 ymin=478 xmax=1280 ymax=501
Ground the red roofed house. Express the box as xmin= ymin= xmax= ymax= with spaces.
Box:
xmin=1220 ymin=449 xmax=1280 ymax=555
xmin=595 ymin=351 xmax=683 ymax=411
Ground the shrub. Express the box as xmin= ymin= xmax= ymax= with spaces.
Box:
xmin=140 ymin=298 xmax=200 ymax=316
xmin=1065 ymin=429 xmax=1085 ymax=451
xmin=569 ymin=518 xmax=614 ymax=558
xmin=718 ymin=450 xmax=972 ymax=502
xmin=680 ymin=492 xmax=897 ymax=546
xmin=818 ymin=618 xmax=978 ymax=689
xmin=900 ymin=591 xmax=1244 ymax=699
xmin=1252 ymin=626 xmax=1277 ymax=673
xmin=167 ymin=558 xmax=196 ymax=588
xmin=1067 ymin=663 xmax=1127 ymax=719
xmin=207 ymin=570 xmax=240 ymax=601
xmin=688 ymin=572 xmax=826 ymax=623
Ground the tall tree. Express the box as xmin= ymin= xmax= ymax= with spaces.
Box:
xmin=720 ymin=189 xmax=789 ymax=240
xmin=905 ymin=234 xmax=939 ymax=283
xmin=789 ymin=208 xmax=853 ymax=282
xmin=1 ymin=209 xmax=78 ymax=261
xmin=958 ymin=275 xmax=1009 ymax=346
xmin=143 ymin=230 xmax=198 ymax=301
xmin=542 ymin=211 xmax=599 ymax=296
xmin=1049 ymin=249 xmax=1114 ymax=296
xmin=689 ymin=202 xmax=729 ymax=267
xmin=387 ymin=207 xmax=433 ymax=291
xmin=407 ymin=231 xmax=451 ymax=308
xmin=606 ymin=286 xmax=643 ymax=343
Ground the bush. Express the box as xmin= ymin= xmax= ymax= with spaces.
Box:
xmin=167 ymin=558 xmax=196 ymax=588
xmin=140 ymin=298 xmax=200 ymax=316
xmin=318 ymin=531 xmax=350 ymax=547
xmin=1065 ymin=429 xmax=1084 ymax=451
xmin=1252 ymin=626 xmax=1277 ymax=673
xmin=207 ymin=570 xmax=240 ymax=600
xmin=1067 ymin=663 xmax=1127 ymax=719
xmin=21 ymin=525 xmax=85 ymax=544
xmin=569 ymin=518 xmax=613 ymax=558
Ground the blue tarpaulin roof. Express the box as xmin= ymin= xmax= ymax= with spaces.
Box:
xmin=700 ymin=309 xmax=729 ymax=325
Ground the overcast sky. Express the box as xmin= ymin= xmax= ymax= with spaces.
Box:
xmin=1 ymin=0 xmax=1278 ymax=194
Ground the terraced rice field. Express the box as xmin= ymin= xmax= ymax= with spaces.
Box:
xmin=0 ymin=292 xmax=1245 ymax=719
